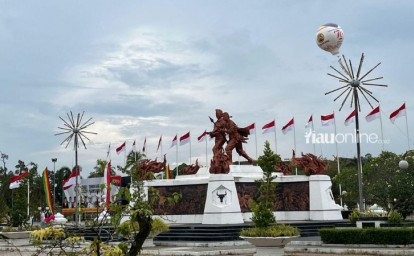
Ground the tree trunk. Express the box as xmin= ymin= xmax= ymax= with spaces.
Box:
xmin=128 ymin=215 xmax=152 ymax=256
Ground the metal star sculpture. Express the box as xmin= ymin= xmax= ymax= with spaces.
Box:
xmin=325 ymin=53 xmax=387 ymax=212
xmin=56 ymin=111 xmax=97 ymax=149
xmin=325 ymin=53 xmax=387 ymax=110
xmin=55 ymin=111 xmax=97 ymax=225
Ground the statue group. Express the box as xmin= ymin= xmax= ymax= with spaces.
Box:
xmin=207 ymin=109 xmax=254 ymax=174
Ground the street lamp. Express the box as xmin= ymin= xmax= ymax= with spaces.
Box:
xmin=52 ymin=158 xmax=57 ymax=213
xmin=399 ymin=159 xmax=409 ymax=170
xmin=0 ymin=151 xmax=8 ymax=172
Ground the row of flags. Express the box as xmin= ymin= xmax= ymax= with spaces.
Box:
xmin=9 ymin=167 xmax=54 ymax=214
xmin=111 ymin=103 xmax=407 ymax=155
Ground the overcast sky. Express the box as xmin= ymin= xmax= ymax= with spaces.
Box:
xmin=1 ymin=1 xmax=413 ymax=177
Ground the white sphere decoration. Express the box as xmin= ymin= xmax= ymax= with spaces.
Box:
xmin=399 ymin=159 xmax=409 ymax=170
xmin=316 ymin=23 xmax=344 ymax=55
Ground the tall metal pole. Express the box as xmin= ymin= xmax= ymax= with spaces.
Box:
xmin=352 ymin=84 xmax=364 ymax=211
xmin=52 ymin=158 xmax=57 ymax=213
xmin=74 ymin=130 xmax=79 ymax=226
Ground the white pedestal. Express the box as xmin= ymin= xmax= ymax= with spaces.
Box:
xmin=202 ymin=174 xmax=244 ymax=224
xmin=309 ymin=175 xmax=343 ymax=220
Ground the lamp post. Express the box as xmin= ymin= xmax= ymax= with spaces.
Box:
xmin=52 ymin=158 xmax=57 ymax=213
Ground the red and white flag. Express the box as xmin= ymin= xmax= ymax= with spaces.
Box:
xmin=305 ymin=115 xmax=313 ymax=129
xmin=9 ymin=170 xmax=29 ymax=189
xmin=365 ymin=106 xmax=381 ymax=122
xmin=198 ymin=130 xmax=207 ymax=142
xmin=170 ymin=135 xmax=177 ymax=148
xmin=344 ymin=110 xmax=356 ymax=126
xmin=244 ymin=123 xmax=255 ymax=135
xmin=321 ymin=113 xmax=335 ymax=126
xmin=116 ymin=141 xmax=126 ymax=155
xmin=390 ymin=103 xmax=406 ymax=124
xmin=179 ymin=132 xmax=190 ymax=146
xmin=282 ymin=118 xmax=294 ymax=134
xmin=142 ymin=138 xmax=147 ymax=153
xmin=156 ymin=136 xmax=162 ymax=152
xmin=62 ymin=168 xmax=80 ymax=190
xmin=262 ymin=120 xmax=275 ymax=134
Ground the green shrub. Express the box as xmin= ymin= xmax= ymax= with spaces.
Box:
xmin=348 ymin=209 xmax=360 ymax=223
xmin=116 ymin=217 xmax=169 ymax=238
xmin=240 ymin=224 xmax=299 ymax=237
xmin=388 ymin=210 xmax=403 ymax=224
xmin=320 ymin=228 xmax=414 ymax=245
xmin=150 ymin=218 xmax=169 ymax=237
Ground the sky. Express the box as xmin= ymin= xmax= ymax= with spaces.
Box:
xmin=1 ymin=1 xmax=413 ymax=177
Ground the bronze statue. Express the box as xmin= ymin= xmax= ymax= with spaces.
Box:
xmin=223 ymin=112 xmax=253 ymax=164
xmin=183 ymin=159 xmax=200 ymax=175
xmin=290 ymin=150 xmax=327 ymax=175
xmin=207 ymin=109 xmax=254 ymax=173
xmin=207 ymin=109 xmax=227 ymax=157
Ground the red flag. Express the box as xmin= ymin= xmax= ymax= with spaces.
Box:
xmin=262 ymin=120 xmax=275 ymax=134
xmin=321 ymin=113 xmax=335 ymax=126
xmin=344 ymin=110 xmax=356 ymax=126
xmin=9 ymin=170 xmax=29 ymax=189
xmin=179 ymin=132 xmax=190 ymax=145
xmin=116 ymin=141 xmax=126 ymax=155
xmin=170 ymin=135 xmax=177 ymax=148
xmin=198 ymin=130 xmax=207 ymax=142
xmin=156 ymin=136 xmax=162 ymax=152
xmin=282 ymin=118 xmax=294 ymax=134
xmin=142 ymin=138 xmax=146 ymax=153
xmin=62 ymin=168 xmax=80 ymax=190
xmin=244 ymin=123 xmax=255 ymax=134
xmin=305 ymin=115 xmax=313 ymax=129
xmin=366 ymin=106 xmax=380 ymax=122
xmin=390 ymin=103 xmax=406 ymax=124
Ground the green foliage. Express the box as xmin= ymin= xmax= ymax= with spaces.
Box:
xmin=240 ymin=224 xmax=299 ymax=237
xmin=257 ymin=141 xmax=281 ymax=174
xmin=116 ymin=218 xmax=169 ymax=239
xmin=388 ymin=210 xmax=403 ymax=224
xmin=319 ymin=227 xmax=414 ymax=245
xmin=250 ymin=202 xmax=275 ymax=229
xmin=348 ymin=209 xmax=360 ymax=223
xmin=248 ymin=141 xmax=280 ymax=229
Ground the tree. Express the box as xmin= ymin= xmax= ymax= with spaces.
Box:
xmin=89 ymin=159 xmax=115 ymax=178
xmin=253 ymin=141 xmax=281 ymax=228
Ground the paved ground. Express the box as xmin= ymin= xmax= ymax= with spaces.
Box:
xmin=0 ymin=236 xmax=322 ymax=256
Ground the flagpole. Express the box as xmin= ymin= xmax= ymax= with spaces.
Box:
xmin=254 ymin=128 xmax=258 ymax=161
xmin=27 ymin=176 xmax=30 ymax=217
xmin=175 ymin=136 xmax=178 ymax=177
xmin=379 ymin=106 xmax=385 ymax=151
xmin=205 ymin=134 xmax=208 ymax=168
xmin=404 ymin=102 xmax=410 ymax=151
xmin=311 ymin=115 xmax=316 ymax=155
xmin=293 ymin=119 xmax=297 ymax=175
xmin=333 ymin=111 xmax=343 ymax=208
xmin=189 ymin=138 xmax=192 ymax=165
xmin=273 ymin=118 xmax=277 ymax=154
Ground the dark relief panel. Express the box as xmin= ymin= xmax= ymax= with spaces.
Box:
xmin=236 ymin=182 xmax=309 ymax=212
xmin=150 ymin=184 xmax=208 ymax=215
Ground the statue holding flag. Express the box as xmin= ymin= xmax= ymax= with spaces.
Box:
xmin=207 ymin=109 xmax=254 ymax=173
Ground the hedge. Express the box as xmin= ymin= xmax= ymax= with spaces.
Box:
xmin=319 ymin=228 xmax=414 ymax=245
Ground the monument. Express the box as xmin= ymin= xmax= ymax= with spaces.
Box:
xmin=144 ymin=109 xmax=342 ymax=224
